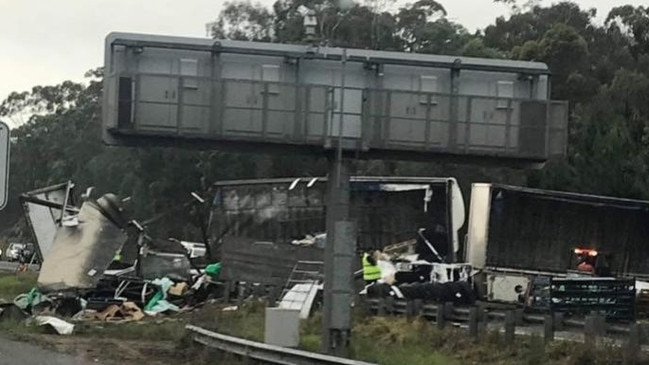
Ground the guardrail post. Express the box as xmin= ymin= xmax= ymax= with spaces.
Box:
xmin=436 ymin=304 xmax=446 ymax=329
xmin=543 ymin=314 xmax=554 ymax=343
xmin=406 ymin=300 xmax=415 ymax=319
xmin=444 ymin=302 xmax=454 ymax=319
xmin=253 ymin=283 xmax=265 ymax=298
xmin=626 ymin=323 xmax=641 ymax=363
xmin=268 ymin=285 xmax=280 ymax=307
xmin=413 ymin=299 xmax=423 ymax=317
xmin=478 ymin=307 xmax=488 ymax=335
xmin=478 ymin=302 xmax=488 ymax=321
xmin=223 ymin=281 xmax=232 ymax=303
xmin=504 ymin=310 xmax=516 ymax=343
xmin=515 ymin=308 xmax=525 ymax=326
xmin=638 ymin=323 xmax=649 ymax=345
xmin=359 ymin=298 xmax=371 ymax=317
xmin=377 ymin=298 xmax=386 ymax=316
xmin=553 ymin=312 xmax=564 ymax=331
xmin=584 ymin=315 xmax=605 ymax=346
xmin=237 ymin=282 xmax=251 ymax=306
xmin=385 ymin=297 xmax=395 ymax=315
xmin=469 ymin=307 xmax=479 ymax=340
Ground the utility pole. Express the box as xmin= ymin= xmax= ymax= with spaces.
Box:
xmin=301 ymin=1 xmax=356 ymax=356
xmin=322 ymin=48 xmax=355 ymax=357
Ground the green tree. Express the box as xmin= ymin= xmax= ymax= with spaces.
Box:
xmin=5 ymin=0 xmax=649 ymax=247
xmin=606 ymin=5 xmax=649 ymax=58
xmin=211 ymin=1 xmax=274 ymax=41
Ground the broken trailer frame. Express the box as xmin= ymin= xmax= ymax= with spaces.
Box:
xmin=19 ymin=182 xmax=203 ymax=313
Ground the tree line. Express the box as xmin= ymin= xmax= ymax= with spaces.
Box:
xmin=1 ymin=0 xmax=648 ymax=242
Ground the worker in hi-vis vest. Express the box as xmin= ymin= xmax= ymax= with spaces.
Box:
xmin=362 ymin=250 xmax=382 ymax=285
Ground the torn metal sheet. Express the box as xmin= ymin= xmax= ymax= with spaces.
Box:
xmin=20 ymin=182 xmax=76 ymax=261
xmin=37 ymin=200 xmax=128 ymax=293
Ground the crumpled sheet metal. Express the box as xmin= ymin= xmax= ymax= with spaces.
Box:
xmin=37 ymin=201 xmax=127 ymax=293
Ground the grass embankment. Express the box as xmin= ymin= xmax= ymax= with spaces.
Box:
xmin=0 ymin=272 xmax=187 ymax=365
xmin=0 ymin=272 xmax=38 ymax=301
xmin=0 ymin=273 xmax=646 ymax=364
xmin=192 ymin=300 xmax=649 ymax=365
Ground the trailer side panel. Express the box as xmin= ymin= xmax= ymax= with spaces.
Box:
xmin=485 ymin=185 xmax=649 ymax=274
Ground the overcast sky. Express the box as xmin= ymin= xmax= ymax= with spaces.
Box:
xmin=0 ymin=0 xmax=644 ymax=105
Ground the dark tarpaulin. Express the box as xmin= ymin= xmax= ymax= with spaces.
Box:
xmin=486 ymin=186 xmax=649 ymax=274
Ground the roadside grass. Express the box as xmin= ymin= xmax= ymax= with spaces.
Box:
xmin=0 ymin=276 xmax=645 ymax=365
xmin=193 ymin=301 xmax=459 ymax=365
xmin=74 ymin=318 xmax=187 ymax=342
xmin=0 ymin=272 xmax=38 ymax=301
xmin=192 ymin=301 xmax=649 ymax=365
xmin=189 ymin=299 xmax=266 ymax=341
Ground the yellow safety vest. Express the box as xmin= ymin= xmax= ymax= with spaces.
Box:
xmin=362 ymin=253 xmax=381 ymax=281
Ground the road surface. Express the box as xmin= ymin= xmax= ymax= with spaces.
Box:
xmin=0 ymin=336 xmax=101 ymax=365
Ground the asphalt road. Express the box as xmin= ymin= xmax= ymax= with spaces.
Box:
xmin=0 ymin=337 xmax=101 ymax=365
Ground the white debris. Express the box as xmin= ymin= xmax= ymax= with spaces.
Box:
xmin=278 ymin=281 xmax=322 ymax=319
xmin=35 ymin=316 xmax=74 ymax=335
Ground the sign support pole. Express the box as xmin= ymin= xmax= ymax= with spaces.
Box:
xmin=322 ymin=156 xmax=354 ymax=356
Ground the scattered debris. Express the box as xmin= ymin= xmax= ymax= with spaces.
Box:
xmin=144 ymin=278 xmax=180 ymax=316
xmin=278 ymin=282 xmax=322 ymax=319
xmin=0 ymin=303 xmax=29 ymax=322
xmin=204 ymin=263 xmax=221 ymax=280
xmin=34 ymin=316 xmax=75 ymax=335
xmin=94 ymin=302 xmax=145 ymax=322
xmin=176 ymin=240 xmax=207 ymax=259
xmin=365 ymin=281 xmax=476 ymax=305
xmin=168 ymin=282 xmax=188 ymax=297
xmin=291 ymin=233 xmax=326 ymax=248
xmin=14 ymin=181 xmax=226 ymax=330
xmin=14 ymin=288 xmax=51 ymax=311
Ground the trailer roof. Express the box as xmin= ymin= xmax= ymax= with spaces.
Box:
xmin=213 ymin=176 xmax=455 ymax=187
xmin=485 ymin=183 xmax=649 ymax=210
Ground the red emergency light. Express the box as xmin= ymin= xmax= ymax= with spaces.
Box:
xmin=574 ymin=248 xmax=598 ymax=257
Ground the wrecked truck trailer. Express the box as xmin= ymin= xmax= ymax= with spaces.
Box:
xmin=20 ymin=183 xmax=200 ymax=315
xmin=21 ymin=182 xmax=195 ymax=285
xmin=465 ymin=183 xmax=649 ymax=319
xmin=38 ymin=194 xmax=129 ymax=293
xmin=466 ymin=183 xmax=649 ymax=276
xmin=13 ymin=182 xmax=232 ymax=326
xmin=209 ymin=176 xmax=467 ymax=300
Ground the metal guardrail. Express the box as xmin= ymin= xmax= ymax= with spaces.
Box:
xmin=0 ymin=262 xmax=40 ymax=272
xmin=364 ymin=298 xmax=635 ymax=335
xmin=186 ymin=325 xmax=378 ymax=365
